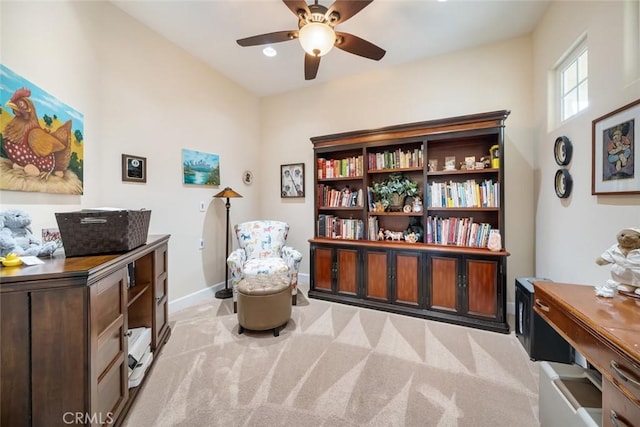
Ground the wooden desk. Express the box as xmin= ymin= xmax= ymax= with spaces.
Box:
xmin=533 ymin=281 xmax=640 ymax=426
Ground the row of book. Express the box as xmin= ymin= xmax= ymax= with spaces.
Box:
xmin=317 ymin=185 xmax=364 ymax=208
xmin=368 ymin=146 xmax=424 ymax=170
xmin=317 ymin=156 xmax=364 ymax=179
xmin=427 ymin=179 xmax=500 ymax=208
xmin=317 ymin=215 xmax=364 ymax=240
xmin=426 ymin=216 xmax=493 ymax=247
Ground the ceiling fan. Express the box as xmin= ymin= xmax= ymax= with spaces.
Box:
xmin=236 ymin=0 xmax=386 ymax=80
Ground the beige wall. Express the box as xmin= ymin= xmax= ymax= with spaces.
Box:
xmin=1 ymin=1 xmax=262 ymax=301
xmin=261 ymin=36 xmax=536 ymax=305
xmin=532 ymin=0 xmax=640 ymax=286
xmin=3 ymin=0 xmax=637 ymax=309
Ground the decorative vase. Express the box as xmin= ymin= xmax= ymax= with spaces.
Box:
xmin=389 ymin=193 xmax=405 ymax=211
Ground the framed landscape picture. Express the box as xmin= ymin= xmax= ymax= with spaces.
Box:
xmin=182 ymin=149 xmax=220 ymax=186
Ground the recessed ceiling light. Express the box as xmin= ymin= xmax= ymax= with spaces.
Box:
xmin=263 ymin=47 xmax=277 ymax=57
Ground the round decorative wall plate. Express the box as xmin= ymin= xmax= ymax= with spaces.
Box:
xmin=554 ymin=136 xmax=573 ymax=166
xmin=554 ymin=169 xmax=573 ymax=198
xmin=242 ymin=170 xmax=253 ymax=185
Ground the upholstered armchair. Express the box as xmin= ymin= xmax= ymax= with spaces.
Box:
xmin=227 ymin=220 xmax=302 ymax=312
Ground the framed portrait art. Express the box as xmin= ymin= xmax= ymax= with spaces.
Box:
xmin=122 ymin=154 xmax=147 ymax=183
xmin=280 ymin=163 xmax=305 ymax=198
xmin=592 ymin=98 xmax=640 ymax=195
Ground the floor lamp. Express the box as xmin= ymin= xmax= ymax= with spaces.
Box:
xmin=213 ymin=186 xmax=242 ymax=299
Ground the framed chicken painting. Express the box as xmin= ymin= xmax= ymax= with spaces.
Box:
xmin=0 ymin=64 xmax=84 ymax=194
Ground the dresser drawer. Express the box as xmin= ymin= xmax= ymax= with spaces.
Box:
xmin=606 ymin=350 xmax=640 ymax=405
xmin=603 ymin=378 xmax=640 ymax=427
xmin=534 ymin=293 xmax=607 ymax=369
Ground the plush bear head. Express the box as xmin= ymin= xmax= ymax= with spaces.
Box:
xmin=0 ymin=209 xmax=58 ymax=257
xmin=616 ymin=228 xmax=640 ymax=256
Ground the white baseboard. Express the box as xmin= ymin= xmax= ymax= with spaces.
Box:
xmin=168 ymin=273 xmax=310 ymax=315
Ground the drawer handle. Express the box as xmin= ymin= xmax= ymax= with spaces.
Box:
xmin=610 ymin=360 xmax=640 ymax=389
xmin=534 ymin=299 xmax=550 ymax=312
xmin=610 ymin=409 xmax=629 ymax=427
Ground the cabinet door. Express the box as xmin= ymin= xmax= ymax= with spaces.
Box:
xmin=464 ymin=257 xmax=499 ymax=319
xmin=312 ymin=245 xmax=334 ymax=292
xmin=90 ymin=268 xmax=128 ymax=426
xmin=393 ymin=251 xmax=421 ymax=306
xmin=365 ymin=250 xmax=389 ymax=301
xmin=153 ymin=243 xmax=169 ymax=349
xmin=336 ymin=247 xmax=358 ymax=296
xmin=428 ymin=254 xmax=460 ymax=312
xmin=32 ymin=286 xmax=88 ymax=425
xmin=1 ymin=292 xmax=30 ymax=427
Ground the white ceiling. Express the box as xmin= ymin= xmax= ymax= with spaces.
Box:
xmin=112 ymin=0 xmax=550 ymax=97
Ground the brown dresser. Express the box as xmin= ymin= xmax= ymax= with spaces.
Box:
xmin=1 ymin=235 xmax=171 ymax=426
xmin=534 ymin=281 xmax=640 ymax=426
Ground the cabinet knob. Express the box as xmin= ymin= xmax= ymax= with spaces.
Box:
xmin=534 ymin=298 xmax=550 ymax=312
xmin=610 ymin=360 xmax=640 ymax=389
xmin=610 ymin=409 xmax=630 ymax=427
xmin=125 ymin=330 xmax=132 ymax=337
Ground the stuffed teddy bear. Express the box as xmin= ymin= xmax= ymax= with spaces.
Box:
xmin=0 ymin=209 xmax=58 ymax=257
xmin=596 ymin=227 xmax=640 ymax=296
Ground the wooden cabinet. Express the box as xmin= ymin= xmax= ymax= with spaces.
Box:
xmin=427 ymin=252 xmax=504 ymax=330
xmin=311 ymin=243 xmax=359 ymax=296
xmin=309 ymin=111 xmax=510 ymax=333
xmin=363 ymin=248 xmax=421 ymax=306
xmin=0 ymin=235 xmax=171 ymax=426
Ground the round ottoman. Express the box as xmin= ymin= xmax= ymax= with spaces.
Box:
xmin=237 ymin=273 xmax=291 ymax=337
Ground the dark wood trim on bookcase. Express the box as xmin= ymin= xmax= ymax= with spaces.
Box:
xmin=310 ymin=110 xmax=510 ymax=333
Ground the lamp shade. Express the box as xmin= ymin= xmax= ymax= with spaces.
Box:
xmin=298 ymin=22 xmax=335 ymax=57
xmin=213 ymin=187 xmax=243 ymax=199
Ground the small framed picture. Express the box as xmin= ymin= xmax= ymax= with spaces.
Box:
xmin=444 ymin=156 xmax=456 ymax=171
xmin=281 ymin=163 xmax=305 ymax=198
xmin=465 ymin=156 xmax=476 ymax=170
xmin=428 ymin=159 xmax=438 ymax=172
xmin=122 ymin=154 xmax=147 ymax=183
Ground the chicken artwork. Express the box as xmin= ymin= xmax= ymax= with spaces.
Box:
xmin=3 ymin=87 xmax=72 ymax=178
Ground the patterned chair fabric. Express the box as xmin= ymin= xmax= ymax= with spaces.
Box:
xmin=227 ymin=220 xmax=302 ymax=308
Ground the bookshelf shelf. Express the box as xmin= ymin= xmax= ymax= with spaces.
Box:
xmin=310 ymin=110 xmax=510 ymax=333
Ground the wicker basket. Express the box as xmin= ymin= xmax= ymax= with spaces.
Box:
xmin=55 ymin=209 xmax=151 ymax=257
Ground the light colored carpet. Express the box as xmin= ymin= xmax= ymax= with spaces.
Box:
xmin=123 ymin=285 xmax=539 ymax=426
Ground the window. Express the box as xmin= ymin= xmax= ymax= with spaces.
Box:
xmin=558 ymin=41 xmax=588 ymax=122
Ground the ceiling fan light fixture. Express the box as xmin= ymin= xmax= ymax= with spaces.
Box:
xmin=298 ymin=22 xmax=335 ymax=57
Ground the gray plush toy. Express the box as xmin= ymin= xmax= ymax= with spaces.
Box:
xmin=0 ymin=209 xmax=58 ymax=257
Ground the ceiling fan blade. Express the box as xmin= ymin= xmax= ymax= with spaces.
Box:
xmin=326 ymin=0 xmax=373 ymax=25
xmin=335 ymin=32 xmax=385 ymax=60
xmin=304 ymin=54 xmax=321 ymax=80
xmin=236 ymin=30 xmax=298 ymax=47
xmin=283 ymin=0 xmax=310 ymax=19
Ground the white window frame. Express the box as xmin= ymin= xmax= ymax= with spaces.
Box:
xmin=557 ymin=38 xmax=589 ymax=122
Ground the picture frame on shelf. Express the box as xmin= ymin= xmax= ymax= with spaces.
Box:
xmin=444 ymin=156 xmax=456 ymax=171
xmin=281 ymin=163 xmax=305 ymax=198
xmin=592 ymin=98 xmax=639 ymax=195
xmin=122 ymin=154 xmax=147 ymax=183
xmin=428 ymin=159 xmax=438 ymax=172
